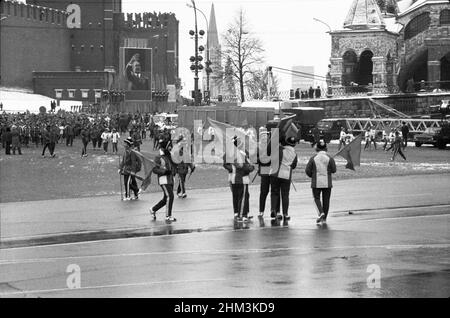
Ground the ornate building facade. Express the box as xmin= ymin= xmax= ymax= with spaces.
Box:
xmin=329 ymin=0 xmax=450 ymax=94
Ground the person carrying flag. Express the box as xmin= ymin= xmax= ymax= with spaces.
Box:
xmin=149 ymin=139 xmax=177 ymax=222
xmin=175 ymin=140 xmax=195 ymax=198
xmin=223 ymin=136 xmax=255 ymax=222
xmin=269 ymin=136 xmax=298 ymax=221
xmin=305 ymin=140 xmax=337 ymax=224
xmin=118 ymin=137 xmax=140 ymax=201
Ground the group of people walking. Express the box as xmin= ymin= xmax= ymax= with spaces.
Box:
xmin=337 ymin=122 xmax=409 ymax=161
xmin=222 ymin=129 xmax=336 ymax=225
xmin=119 ymin=131 xmax=195 ymax=223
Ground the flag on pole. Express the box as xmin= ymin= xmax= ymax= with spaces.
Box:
xmin=131 ymin=150 xmax=157 ymax=190
xmin=333 ymin=134 xmax=362 ymax=170
xmin=207 ymin=117 xmax=258 ymax=160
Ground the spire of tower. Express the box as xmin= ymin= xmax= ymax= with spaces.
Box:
xmin=207 ymin=3 xmax=219 ymax=49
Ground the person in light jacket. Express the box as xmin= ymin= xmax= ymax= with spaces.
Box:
xmin=223 ymin=136 xmax=255 ymax=222
xmin=269 ymin=136 xmax=298 ymax=221
xmin=305 ymin=140 xmax=337 ymax=224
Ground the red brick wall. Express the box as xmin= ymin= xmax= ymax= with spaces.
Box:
xmin=0 ymin=1 xmax=71 ymax=88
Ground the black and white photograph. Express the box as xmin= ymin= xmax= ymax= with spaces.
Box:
xmin=0 ymin=0 xmax=449 ymax=304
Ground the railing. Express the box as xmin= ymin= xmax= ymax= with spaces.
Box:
xmin=210 ymin=81 xmax=450 ymax=103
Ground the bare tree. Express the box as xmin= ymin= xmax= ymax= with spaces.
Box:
xmin=221 ymin=9 xmax=265 ymax=103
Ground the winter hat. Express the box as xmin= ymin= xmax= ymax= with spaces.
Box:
xmin=286 ymin=136 xmax=296 ymax=146
xmin=124 ymin=137 xmax=133 ymax=146
xmin=316 ymin=139 xmax=327 ymax=151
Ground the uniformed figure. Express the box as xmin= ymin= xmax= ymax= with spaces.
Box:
xmin=269 ymin=136 xmax=298 ymax=221
xmin=150 ymin=139 xmax=177 ymax=222
xmin=305 ymin=140 xmax=337 ymax=224
xmin=118 ymin=137 xmax=140 ymax=201
xmin=223 ymin=136 xmax=255 ymax=222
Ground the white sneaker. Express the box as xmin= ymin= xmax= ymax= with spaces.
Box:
xmin=123 ymin=197 xmax=131 ymax=201
xmin=166 ymin=216 xmax=177 ymax=222
xmin=182 ymin=193 xmax=187 ymax=198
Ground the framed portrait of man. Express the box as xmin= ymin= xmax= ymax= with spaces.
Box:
xmin=119 ymin=47 xmax=152 ymax=92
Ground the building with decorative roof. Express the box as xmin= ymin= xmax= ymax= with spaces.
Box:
xmin=329 ymin=0 xmax=450 ymax=94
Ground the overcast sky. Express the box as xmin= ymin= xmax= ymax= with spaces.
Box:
xmin=122 ymin=0 xmax=355 ymax=94
xmin=16 ymin=0 xmax=356 ymax=94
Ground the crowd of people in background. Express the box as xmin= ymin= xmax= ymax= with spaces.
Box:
xmin=0 ymin=109 xmax=174 ymax=158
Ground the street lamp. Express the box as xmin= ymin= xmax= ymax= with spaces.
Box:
xmin=188 ymin=0 xmax=202 ymax=105
xmin=313 ymin=17 xmax=332 ymax=33
xmin=187 ymin=2 xmax=212 ymax=105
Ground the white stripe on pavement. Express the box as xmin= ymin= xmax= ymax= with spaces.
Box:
xmin=1 ymin=242 xmax=449 ymax=265
xmin=0 ymin=278 xmax=227 ymax=297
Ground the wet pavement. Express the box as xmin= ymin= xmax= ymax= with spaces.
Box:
xmin=0 ymin=174 xmax=449 ymax=297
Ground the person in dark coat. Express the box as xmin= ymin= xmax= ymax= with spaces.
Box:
xmin=11 ymin=126 xmax=22 ymax=155
xmin=308 ymin=86 xmax=315 ymax=99
xmin=41 ymin=126 xmax=52 ymax=157
xmin=401 ymin=122 xmax=410 ymax=148
xmin=65 ymin=123 xmax=75 ymax=147
xmin=2 ymin=127 xmax=12 ymax=155
xmin=118 ymin=137 xmax=140 ymax=201
xmin=80 ymin=126 xmax=90 ymax=157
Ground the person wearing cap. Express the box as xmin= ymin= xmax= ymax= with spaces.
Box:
xmin=118 ymin=137 xmax=140 ymax=201
xmin=269 ymin=135 xmax=298 ymax=221
xmin=149 ymin=139 xmax=177 ymax=222
xmin=305 ymin=140 xmax=337 ymax=224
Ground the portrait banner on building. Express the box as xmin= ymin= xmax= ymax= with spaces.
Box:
xmin=119 ymin=47 xmax=152 ymax=100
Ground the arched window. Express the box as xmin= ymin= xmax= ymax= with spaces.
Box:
xmin=440 ymin=9 xmax=450 ymax=25
xmin=404 ymin=12 xmax=430 ymax=40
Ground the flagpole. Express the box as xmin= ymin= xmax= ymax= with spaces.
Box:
xmin=118 ymin=154 xmax=123 ymax=201
xmin=291 ymin=180 xmax=297 ymax=192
